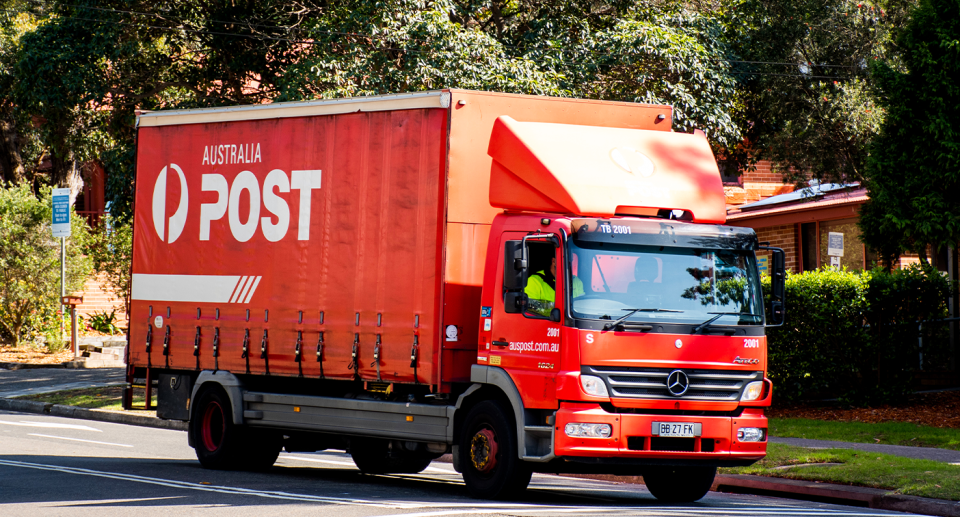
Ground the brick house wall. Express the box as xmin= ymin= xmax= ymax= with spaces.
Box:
xmin=74 ymin=274 xmax=128 ymax=327
xmin=754 ymin=224 xmax=799 ymax=273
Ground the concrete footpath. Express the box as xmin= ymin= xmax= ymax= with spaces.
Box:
xmin=2 ymin=363 xmax=959 ymax=516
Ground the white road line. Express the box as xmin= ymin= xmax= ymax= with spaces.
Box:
xmin=0 ymin=420 xmax=102 ymax=432
xmin=282 ymin=455 xmax=454 ymax=474
xmin=27 ymin=433 xmax=133 ymax=448
xmin=0 ymin=458 xmax=910 ymax=516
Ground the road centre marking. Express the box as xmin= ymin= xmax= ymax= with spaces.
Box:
xmin=0 ymin=420 xmax=102 ymax=432
xmin=28 ymin=433 xmax=133 ymax=448
xmin=0 ymin=459 xmax=908 ymax=516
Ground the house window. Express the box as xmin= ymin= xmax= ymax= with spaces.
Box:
xmin=818 ymin=218 xmax=865 ymax=270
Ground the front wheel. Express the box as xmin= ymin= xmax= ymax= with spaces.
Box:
xmin=643 ymin=466 xmax=716 ymax=502
xmin=459 ymin=401 xmax=532 ymax=499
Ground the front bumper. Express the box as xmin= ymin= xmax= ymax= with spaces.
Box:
xmin=553 ymin=401 xmax=767 ymax=463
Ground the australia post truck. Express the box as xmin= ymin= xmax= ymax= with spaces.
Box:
xmin=128 ymin=89 xmax=786 ymax=502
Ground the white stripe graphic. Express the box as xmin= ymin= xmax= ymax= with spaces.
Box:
xmin=236 ymin=276 xmax=256 ymax=303
xmin=132 ymin=274 xmax=262 ymax=304
xmin=229 ymin=276 xmax=250 ymax=303
xmin=243 ymin=276 xmax=262 ymax=304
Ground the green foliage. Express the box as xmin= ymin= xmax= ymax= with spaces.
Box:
xmin=280 ymin=1 xmax=745 ymax=151
xmin=87 ymin=309 xmax=121 ymax=335
xmin=764 ymin=265 xmax=951 ymax=404
xmin=0 ymin=183 xmax=91 ymax=347
xmin=764 ymin=268 xmax=871 ymax=403
xmin=724 ymin=0 xmax=911 ymax=182
xmin=860 ymin=0 xmax=960 ymax=262
xmin=84 ymin=215 xmax=132 ymax=313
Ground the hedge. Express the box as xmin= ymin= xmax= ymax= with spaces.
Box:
xmin=763 ymin=265 xmax=951 ymax=405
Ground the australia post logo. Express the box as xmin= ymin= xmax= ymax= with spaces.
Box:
xmin=151 ymin=161 xmax=322 ymax=244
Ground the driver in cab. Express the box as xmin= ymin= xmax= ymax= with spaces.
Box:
xmin=524 ymin=256 xmax=585 ymax=317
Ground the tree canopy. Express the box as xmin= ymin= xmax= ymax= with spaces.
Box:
xmin=859 ymin=0 xmax=960 ymax=263
xmin=0 ymin=0 xmax=954 ymax=258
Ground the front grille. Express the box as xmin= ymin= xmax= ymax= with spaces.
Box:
xmin=585 ymin=366 xmax=763 ymax=401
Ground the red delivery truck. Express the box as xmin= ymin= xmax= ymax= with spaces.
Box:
xmin=128 ymin=89 xmax=785 ymax=502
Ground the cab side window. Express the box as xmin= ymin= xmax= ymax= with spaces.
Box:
xmin=502 ymin=240 xmax=557 ymax=319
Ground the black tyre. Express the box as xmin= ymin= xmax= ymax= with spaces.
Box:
xmin=643 ymin=466 xmax=716 ymax=502
xmin=350 ymin=438 xmax=433 ymax=474
xmin=459 ymin=400 xmax=532 ymax=499
xmin=244 ymin=428 xmax=283 ymax=471
xmin=190 ymin=386 xmax=281 ymax=471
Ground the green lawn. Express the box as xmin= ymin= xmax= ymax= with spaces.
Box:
xmin=15 ymin=386 xmax=150 ymax=413
xmin=770 ymin=417 xmax=960 ymax=451
xmin=721 ymin=443 xmax=960 ymax=500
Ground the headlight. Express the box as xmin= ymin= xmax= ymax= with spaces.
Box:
xmin=580 ymin=375 xmax=609 ymax=397
xmin=564 ymin=423 xmax=612 ymax=438
xmin=737 ymin=427 xmax=766 ymax=442
xmin=741 ymin=381 xmax=764 ymax=401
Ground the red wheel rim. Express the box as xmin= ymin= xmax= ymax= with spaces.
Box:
xmin=201 ymin=400 xmax=225 ymax=452
xmin=470 ymin=427 xmax=498 ymax=473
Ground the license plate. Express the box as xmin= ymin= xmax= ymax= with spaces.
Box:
xmin=652 ymin=422 xmax=702 ymax=437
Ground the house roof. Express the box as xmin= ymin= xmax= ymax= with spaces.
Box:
xmin=736 ymin=182 xmax=858 ymax=211
xmin=726 ymin=188 xmax=868 ymax=228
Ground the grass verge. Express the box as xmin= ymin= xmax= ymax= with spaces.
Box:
xmin=14 ymin=386 xmax=153 ymax=415
xmin=721 ymin=443 xmax=960 ymax=500
xmin=771 ymin=417 xmax=960 ymax=451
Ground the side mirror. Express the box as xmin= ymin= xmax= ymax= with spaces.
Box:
xmin=503 ymin=241 xmax=525 ymax=295
xmin=761 ymin=246 xmax=786 ymax=326
xmin=550 ymin=308 xmax=561 ymax=323
xmin=504 ymin=292 xmax=525 ymax=314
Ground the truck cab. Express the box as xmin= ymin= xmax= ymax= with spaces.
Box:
xmin=456 ymin=114 xmax=785 ymax=501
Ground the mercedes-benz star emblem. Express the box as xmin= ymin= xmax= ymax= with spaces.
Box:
xmin=666 ymin=370 xmax=690 ymax=397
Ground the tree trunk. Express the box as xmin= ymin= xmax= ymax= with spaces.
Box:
xmin=50 ymin=152 xmax=84 ymax=202
xmin=0 ymin=113 xmax=26 ymax=184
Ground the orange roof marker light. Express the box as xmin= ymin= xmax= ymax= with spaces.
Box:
xmin=487 ymin=116 xmax=727 ymax=224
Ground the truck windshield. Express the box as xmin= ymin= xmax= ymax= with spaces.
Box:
xmin=567 ymin=240 xmax=763 ymax=326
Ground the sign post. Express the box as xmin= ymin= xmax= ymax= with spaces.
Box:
xmin=52 ymin=188 xmax=71 ymax=339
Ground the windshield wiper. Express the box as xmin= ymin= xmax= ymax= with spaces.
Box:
xmin=692 ymin=312 xmax=757 ymax=334
xmin=603 ymin=308 xmax=682 ymax=330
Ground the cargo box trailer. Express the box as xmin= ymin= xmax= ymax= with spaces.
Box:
xmin=128 ymin=89 xmax=785 ymax=501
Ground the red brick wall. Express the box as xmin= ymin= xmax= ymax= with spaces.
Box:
xmin=755 ymin=224 xmax=799 ymax=273
xmin=739 ymin=161 xmax=796 ymax=204
xmin=74 ymin=274 xmax=128 ymax=326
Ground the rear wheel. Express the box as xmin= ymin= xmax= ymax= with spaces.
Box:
xmin=350 ymin=438 xmax=433 ymax=474
xmin=191 ymin=386 xmax=280 ymax=471
xmin=459 ymin=400 xmax=532 ymax=499
xmin=643 ymin=466 xmax=716 ymax=502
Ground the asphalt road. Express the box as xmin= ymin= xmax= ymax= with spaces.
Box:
xmin=0 ymin=409 xmax=921 ymax=517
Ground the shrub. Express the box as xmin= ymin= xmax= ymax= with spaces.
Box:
xmin=765 ymin=265 xmax=953 ymax=405
xmin=764 ymin=268 xmax=870 ymax=404
xmin=84 ymin=215 xmax=132 ymax=316
xmin=0 ymin=183 xmax=91 ymax=347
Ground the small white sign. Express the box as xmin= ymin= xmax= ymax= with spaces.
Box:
xmin=827 ymin=232 xmax=844 ymax=257
xmin=445 ymin=325 xmax=458 ymax=342
xmin=830 ymin=256 xmax=841 ymax=268
xmin=51 ymin=188 xmax=71 ymax=237
xmin=483 ymin=318 xmax=492 ymax=332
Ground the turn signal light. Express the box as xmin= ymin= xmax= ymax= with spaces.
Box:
xmin=580 ymin=375 xmax=609 ymax=397
xmin=564 ymin=423 xmax=612 ymax=438
xmin=741 ymin=381 xmax=764 ymax=401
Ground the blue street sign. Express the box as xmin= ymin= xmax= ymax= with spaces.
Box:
xmin=52 ymin=188 xmax=71 ymax=237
